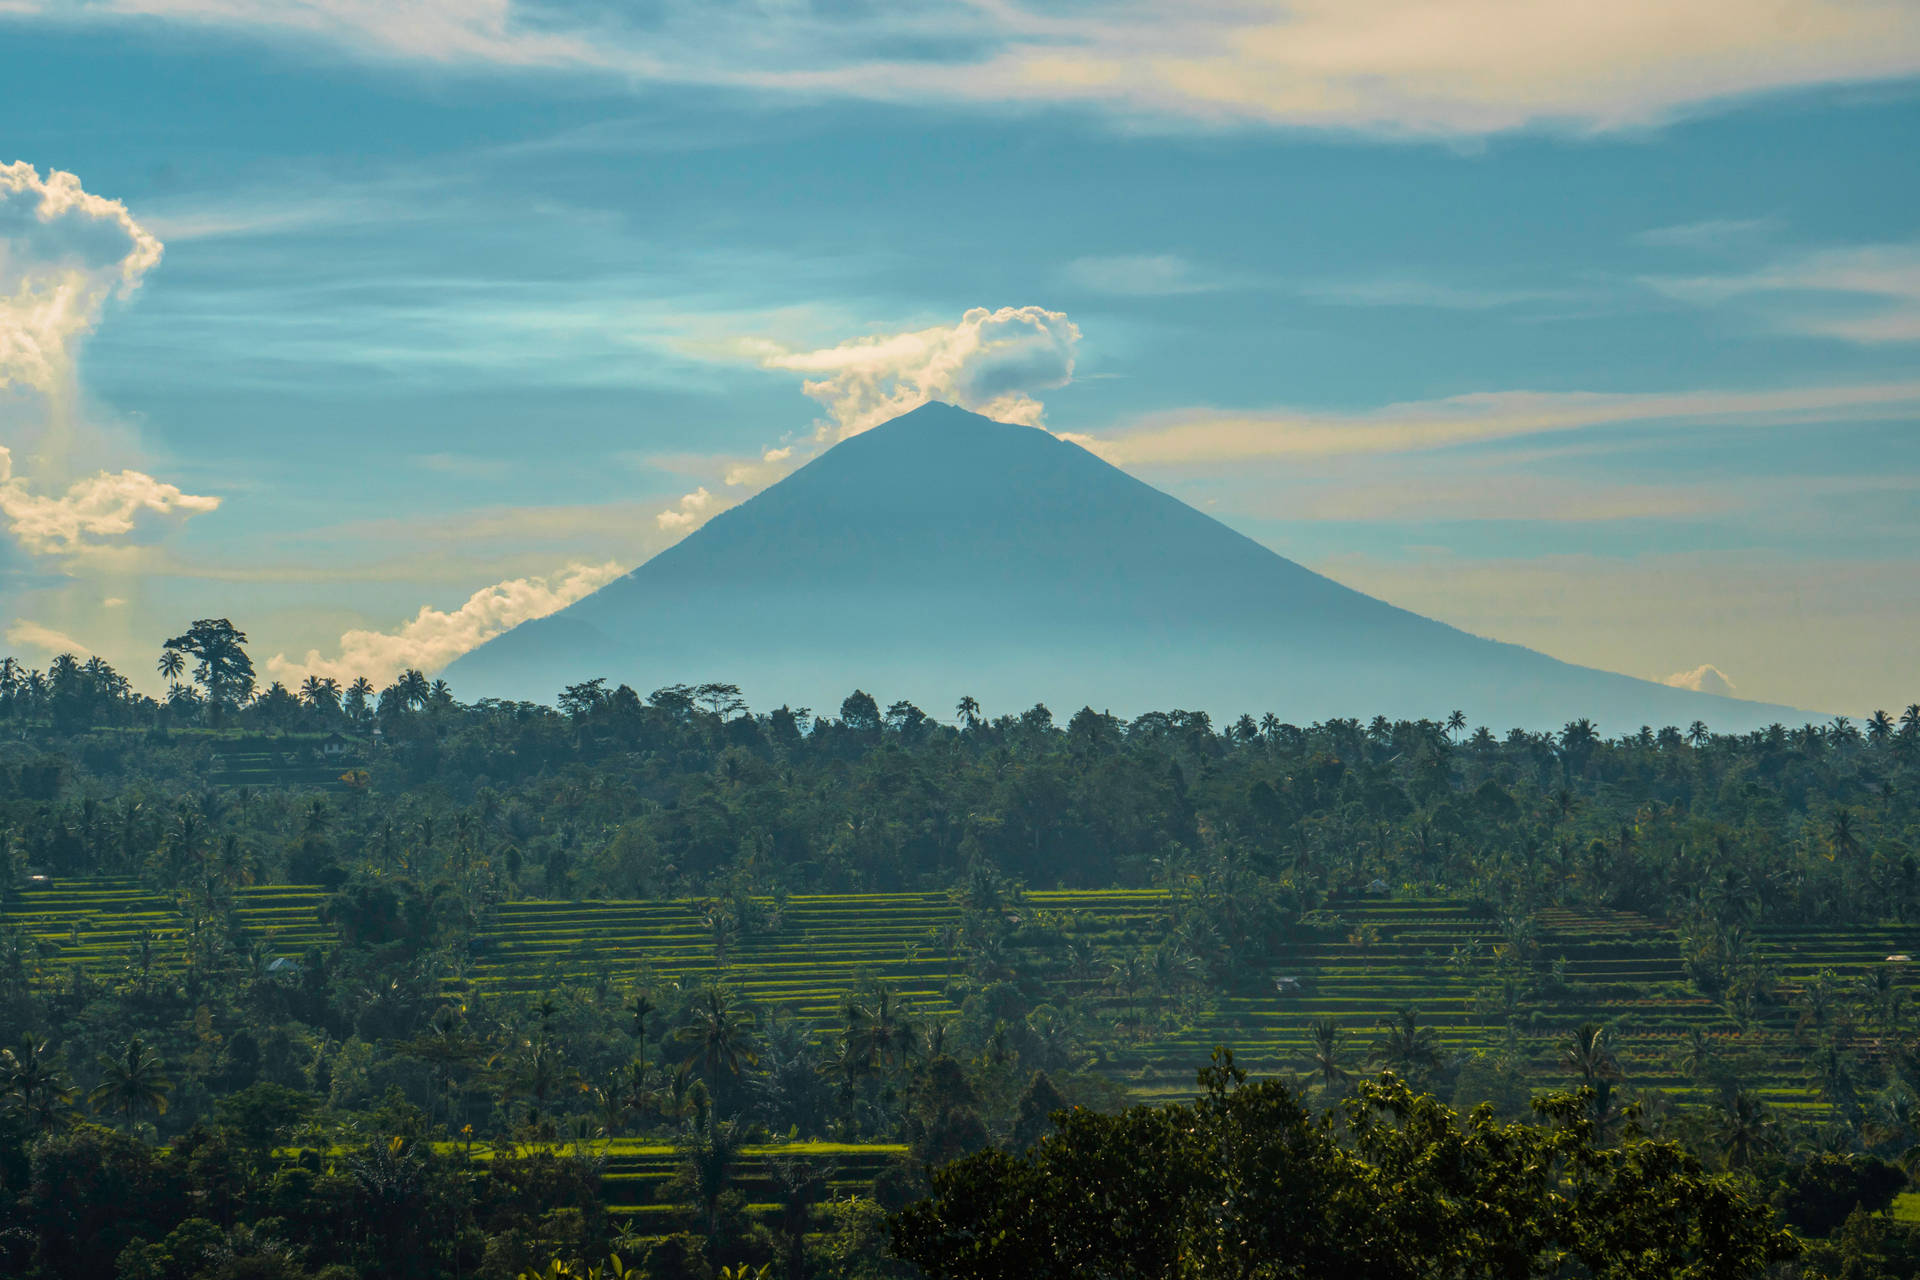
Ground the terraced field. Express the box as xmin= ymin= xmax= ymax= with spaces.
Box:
xmin=8 ymin=878 xmax=1918 ymax=1113
xmin=436 ymin=1139 xmax=908 ymax=1221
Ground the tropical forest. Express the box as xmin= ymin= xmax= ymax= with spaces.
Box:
xmin=3 ymin=625 xmax=1920 ymax=1279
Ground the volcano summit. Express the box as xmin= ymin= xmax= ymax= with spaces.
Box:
xmin=446 ymin=403 xmax=1806 ymax=732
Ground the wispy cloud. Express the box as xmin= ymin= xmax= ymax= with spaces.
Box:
xmin=1061 ymin=255 xmax=1220 ymax=297
xmin=1648 ymin=242 xmax=1920 ymax=343
xmin=1061 ymin=380 xmax=1920 ymax=465
xmin=3 ymin=619 xmax=91 ymax=659
xmin=265 ymin=558 xmax=626 ymax=686
xmin=1633 ymin=217 xmax=1780 ymax=250
xmin=1298 ymin=276 xmax=1584 ymax=311
xmin=12 ymin=1 xmax=1920 ymax=135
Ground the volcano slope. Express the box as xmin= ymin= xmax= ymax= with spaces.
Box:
xmin=447 ymin=402 xmax=1809 ymax=733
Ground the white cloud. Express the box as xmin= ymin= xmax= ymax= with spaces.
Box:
xmin=265 ymin=559 xmax=625 ymax=686
xmin=1060 ymin=379 xmax=1920 ymax=466
xmin=656 ymin=485 xmax=717 ymax=531
xmin=1664 ymin=663 xmax=1737 ymax=696
xmin=3 ymin=619 xmax=92 ymax=660
xmin=1649 ymin=242 xmax=1920 ymax=343
xmin=0 ymin=161 xmax=162 ymax=393
xmin=14 ymin=2 xmax=1920 ymax=135
xmin=0 ymin=444 xmax=220 ymax=557
xmin=759 ymin=305 xmax=1081 ymax=438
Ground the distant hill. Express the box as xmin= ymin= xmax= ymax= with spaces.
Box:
xmin=447 ymin=402 xmax=1814 ymax=733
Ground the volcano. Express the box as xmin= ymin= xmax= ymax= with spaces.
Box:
xmin=446 ymin=402 xmax=1809 ymax=732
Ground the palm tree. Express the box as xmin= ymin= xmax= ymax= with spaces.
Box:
xmin=955 ymin=695 xmax=981 ymax=730
xmin=88 ymin=1037 xmax=172 ymax=1127
xmin=677 ymin=985 xmax=757 ymax=1083
xmin=1306 ymin=1018 xmax=1349 ymax=1094
xmin=1561 ymin=1022 xmax=1620 ymax=1127
xmin=1105 ymin=953 xmax=1148 ymax=1020
xmin=1867 ymin=710 xmax=1894 ymax=746
xmin=157 ymin=648 xmax=184 ymax=682
xmin=843 ymin=984 xmax=918 ymax=1077
xmin=0 ymin=1034 xmax=76 ymax=1132
xmin=1674 ymin=1028 xmax=1713 ymax=1082
xmin=1445 ymin=710 xmax=1466 ymax=743
xmin=397 ymin=668 xmax=431 ymax=711
xmin=1369 ymin=1008 xmax=1440 ymax=1083
xmin=1715 ymin=1090 xmax=1774 ymax=1169
xmin=1687 ymin=720 xmax=1711 ymax=748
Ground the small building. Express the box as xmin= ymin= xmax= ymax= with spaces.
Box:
xmin=319 ymin=732 xmax=355 ymax=758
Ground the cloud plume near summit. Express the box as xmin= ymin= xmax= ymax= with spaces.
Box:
xmin=760 ymin=305 xmax=1081 ymax=439
xmin=654 ymin=306 xmax=1082 ymax=539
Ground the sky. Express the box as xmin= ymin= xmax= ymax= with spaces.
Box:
xmin=1 ymin=1 xmax=1916 ymax=717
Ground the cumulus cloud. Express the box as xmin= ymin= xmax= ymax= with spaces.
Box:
xmin=3 ymin=619 xmax=92 ymax=660
xmin=760 ymin=305 xmax=1081 ymax=439
xmin=1664 ymin=663 xmax=1737 ymax=696
xmin=265 ymin=559 xmax=625 ymax=686
xmin=0 ymin=161 xmax=162 ymax=394
xmin=0 ymin=444 xmax=220 ymax=557
xmin=656 ymin=486 xmax=717 ymax=531
xmin=15 ymin=2 xmax=1920 ymax=136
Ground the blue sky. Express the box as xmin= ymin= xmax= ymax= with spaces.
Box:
xmin=1 ymin=2 xmax=1917 ymax=715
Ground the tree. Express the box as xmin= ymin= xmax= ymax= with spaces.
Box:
xmin=956 ymin=696 xmax=981 ymax=731
xmin=677 ymin=985 xmax=758 ymax=1086
xmin=161 ymin=619 xmax=256 ymax=708
xmin=299 ymin=674 xmax=342 ymax=715
xmin=157 ymin=648 xmax=184 ymax=682
xmin=1561 ymin=1022 xmax=1620 ymax=1128
xmin=1306 ymin=1018 xmax=1349 ymax=1095
xmin=88 ymin=1036 xmax=173 ymax=1127
xmin=1368 ymin=1008 xmax=1440 ymax=1086
xmin=1716 ymin=1090 xmax=1775 ymax=1169
xmin=398 ymin=668 xmax=431 ymax=711
xmin=890 ymin=1050 xmax=1798 ymax=1280
xmin=0 ymin=1033 xmax=76 ymax=1132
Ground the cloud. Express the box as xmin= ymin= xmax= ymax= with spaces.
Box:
xmin=1664 ymin=663 xmax=1737 ymax=696
xmin=0 ymin=444 xmax=221 ymax=557
xmin=0 ymin=161 xmax=163 ymax=393
xmin=1633 ymin=217 xmax=1779 ymax=250
xmin=265 ymin=559 xmax=625 ymax=686
xmin=657 ymin=486 xmax=717 ymax=531
xmin=1060 ymin=379 xmax=1920 ymax=466
xmin=14 ymin=2 xmax=1920 ymax=135
xmin=759 ymin=305 xmax=1081 ymax=438
xmin=3 ymin=619 xmax=91 ymax=660
xmin=1062 ymin=255 xmax=1217 ymax=297
xmin=1648 ymin=242 xmax=1920 ymax=343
